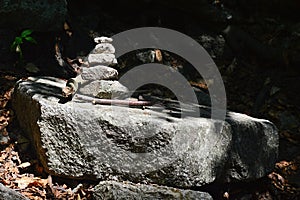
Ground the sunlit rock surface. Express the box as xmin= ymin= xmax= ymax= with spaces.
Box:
xmin=12 ymin=77 xmax=278 ymax=188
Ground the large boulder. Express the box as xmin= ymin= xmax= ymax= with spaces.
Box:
xmin=93 ymin=181 xmax=212 ymax=200
xmin=12 ymin=77 xmax=278 ymax=188
xmin=0 ymin=0 xmax=67 ymax=31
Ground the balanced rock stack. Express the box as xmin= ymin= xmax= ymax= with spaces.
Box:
xmin=84 ymin=36 xmax=118 ymax=79
xmin=64 ymin=37 xmax=129 ymax=99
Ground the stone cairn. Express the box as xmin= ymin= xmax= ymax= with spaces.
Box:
xmin=84 ymin=36 xmax=118 ymax=80
xmin=63 ymin=37 xmax=152 ymax=106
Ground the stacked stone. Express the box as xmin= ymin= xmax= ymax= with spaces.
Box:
xmin=82 ymin=36 xmax=118 ymax=80
xmin=77 ymin=37 xmax=129 ymax=99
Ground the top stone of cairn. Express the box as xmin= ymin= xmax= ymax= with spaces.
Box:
xmin=94 ymin=37 xmax=113 ymax=44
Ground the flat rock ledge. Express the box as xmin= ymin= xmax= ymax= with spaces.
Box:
xmin=12 ymin=77 xmax=278 ymax=189
xmin=93 ymin=181 xmax=212 ymax=200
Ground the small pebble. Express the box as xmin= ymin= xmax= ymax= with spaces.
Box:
xmin=94 ymin=37 xmax=113 ymax=44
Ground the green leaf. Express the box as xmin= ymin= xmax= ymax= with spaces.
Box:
xmin=21 ymin=29 xmax=33 ymax=38
xmin=15 ymin=37 xmax=23 ymax=44
xmin=11 ymin=37 xmax=23 ymax=51
xmin=10 ymin=41 xmax=17 ymax=51
xmin=25 ymin=36 xmax=37 ymax=44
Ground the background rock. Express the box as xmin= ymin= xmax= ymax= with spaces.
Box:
xmin=0 ymin=0 xmax=67 ymax=31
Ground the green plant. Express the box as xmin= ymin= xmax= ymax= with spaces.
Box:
xmin=11 ymin=29 xmax=37 ymax=63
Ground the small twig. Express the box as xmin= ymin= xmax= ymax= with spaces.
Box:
xmin=74 ymin=94 xmax=153 ymax=106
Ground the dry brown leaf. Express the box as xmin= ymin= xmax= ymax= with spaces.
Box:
xmin=190 ymin=81 xmax=208 ymax=90
xmin=155 ymin=49 xmax=163 ymax=62
xmin=1 ymin=128 xmax=8 ymax=136
xmin=64 ymin=22 xmax=70 ymax=31
xmin=290 ymin=163 xmax=298 ymax=171
xmin=27 ymin=178 xmax=48 ymax=188
xmin=55 ymin=42 xmax=60 ymax=56
xmin=1 ymin=178 xmax=11 ymax=186
xmin=22 ymin=187 xmax=46 ymax=200
xmin=0 ymin=153 xmax=6 ymax=162
xmin=64 ymin=22 xmax=73 ymax=37
xmin=268 ymin=172 xmax=286 ymax=190
xmin=15 ymin=176 xmax=35 ymax=189
xmin=0 ymin=98 xmax=8 ymax=108
xmin=76 ymin=193 xmax=81 ymax=200
xmin=18 ymin=162 xmax=31 ymax=169
xmin=276 ymin=160 xmax=291 ymax=169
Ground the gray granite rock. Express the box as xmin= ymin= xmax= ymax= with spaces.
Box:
xmin=81 ymin=65 xmax=118 ymax=81
xmin=92 ymin=43 xmax=116 ymax=54
xmin=78 ymin=80 xmax=129 ymax=99
xmin=12 ymin=77 xmax=278 ymax=188
xmin=88 ymin=53 xmax=116 ymax=66
xmin=93 ymin=181 xmax=213 ymax=200
xmin=0 ymin=0 xmax=67 ymax=31
xmin=0 ymin=183 xmax=29 ymax=200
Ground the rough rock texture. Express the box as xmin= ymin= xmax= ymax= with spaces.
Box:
xmin=12 ymin=77 xmax=278 ymax=188
xmin=92 ymin=43 xmax=116 ymax=54
xmin=78 ymin=80 xmax=129 ymax=99
xmin=93 ymin=181 xmax=213 ymax=200
xmin=196 ymin=34 xmax=227 ymax=61
xmin=0 ymin=183 xmax=29 ymax=200
xmin=62 ymin=36 xmax=119 ymax=99
xmin=81 ymin=65 xmax=118 ymax=81
xmin=224 ymin=112 xmax=278 ymax=181
xmin=88 ymin=53 xmax=116 ymax=66
xmin=0 ymin=0 xmax=67 ymax=31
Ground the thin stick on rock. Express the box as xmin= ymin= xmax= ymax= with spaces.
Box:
xmin=74 ymin=94 xmax=153 ymax=106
